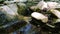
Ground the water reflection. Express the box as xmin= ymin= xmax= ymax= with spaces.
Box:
xmin=11 ymin=23 xmax=37 ymax=34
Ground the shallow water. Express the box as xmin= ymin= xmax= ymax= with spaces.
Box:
xmin=0 ymin=0 xmax=60 ymax=34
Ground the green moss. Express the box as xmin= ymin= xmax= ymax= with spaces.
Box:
xmin=34 ymin=8 xmax=41 ymax=12
xmin=56 ymin=8 xmax=60 ymax=11
xmin=17 ymin=4 xmax=27 ymax=16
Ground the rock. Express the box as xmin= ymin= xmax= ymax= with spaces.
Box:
xmin=30 ymin=1 xmax=59 ymax=10
xmin=7 ymin=4 xmax=18 ymax=15
xmin=50 ymin=9 xmax=60 ymax=19
xmin=37 ymin=1 xmax=48 ymax=10
xmin=47 ymin=2 xmax=58 ymax=9
xmin=4 ymin=0 xmax=20 ymax=3
xmin=17 ymin=3 xmax=27 ymax=16
xmin=31 ymin=12 xmax=48 ymax=23
xmin=46 ymin=23 xmax=55 ymax=28
xmin=55 ymin=19 xmax=60 ymax=23
xmin=0 ymin=5 xmax=17 ymax=20
xmin=17 ymin=3 xmax=26 ymax=6
xmin=19 ymin=0 xmax=27 ymax=2
xmin=4 ymin=0 xmax=27 ymax=4
xmin=30 ymin=1 xmax=48 ymax=10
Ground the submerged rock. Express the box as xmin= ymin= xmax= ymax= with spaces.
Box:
xmin=0 ymin=6 xmax=17 ymax=20
xmin=17 ymin=3 xmax=27 ymax=16
xmin=7 ymin=4 xmax=18 ymax=15
xmin=0 ymin=11 xmax=7 ymax=25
